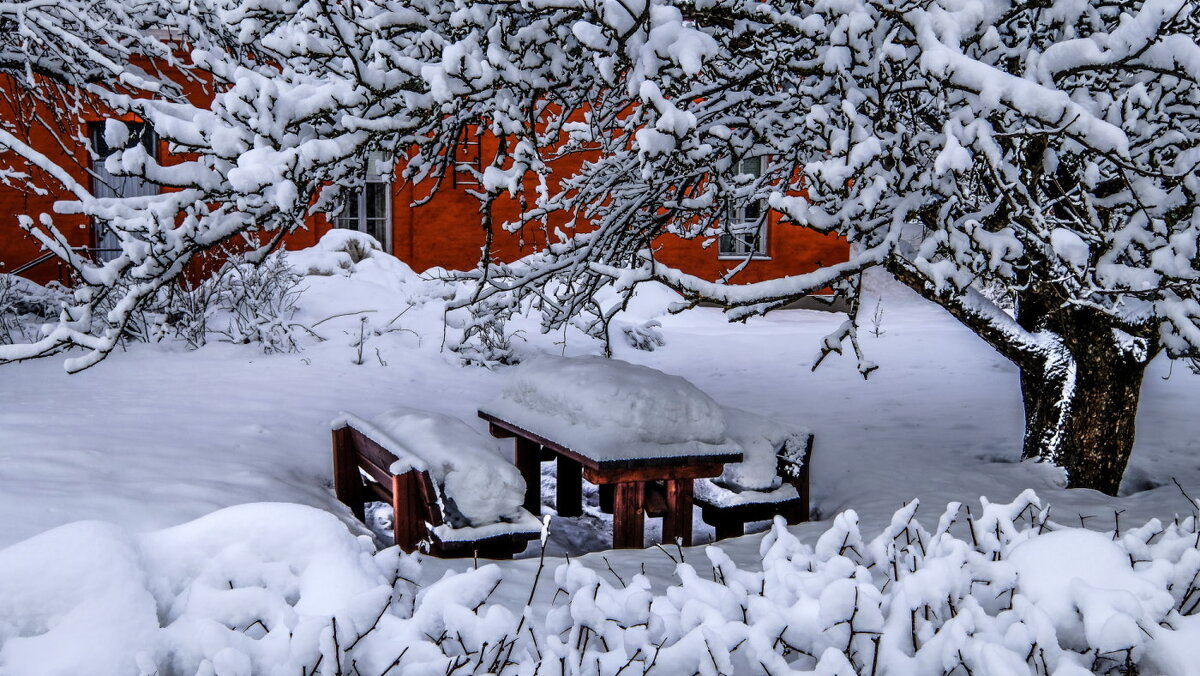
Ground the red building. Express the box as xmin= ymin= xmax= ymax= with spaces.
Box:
xmin=0 ymin=84 xmax=847 ymax=286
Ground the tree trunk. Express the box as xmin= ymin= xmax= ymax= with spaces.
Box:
xmin=1017 ymin=297 xmax=1150 ymax=495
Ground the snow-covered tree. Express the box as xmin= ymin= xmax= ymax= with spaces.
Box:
xmin=408 ymin=0 xmax=1200 ymax=495
xmin=2 ymin=0 xmax=1198 ymax=494
xmin=0 ymin=0 xmax=437 ymax=369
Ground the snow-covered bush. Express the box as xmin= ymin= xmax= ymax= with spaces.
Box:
xmin=206 ymin=252 xmax=305 ymax=352
xmin=98 ymin=250 xmax=306 ymax=353
xmin=5 ymin=493 xmax=1199 ymax=674
xmin=446 ymin=290 xmax=522 ymax=367
xmin=622 ymin=319 xmax=665 ymax=352
xmin=0 ymin=274 xmax=65 ymax=346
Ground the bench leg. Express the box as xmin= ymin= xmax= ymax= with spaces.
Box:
xmin=713 ymin=516 xmax=744 ymax=542
xmin=797 ymin=462 xmax=811 ymax=523
xmin=556 ymin=455 xmax=583 ymax=517
xmin=515 ymin=437 xmax=542 ymax=514
xmin=392 ymin=471 xmax=424 ymax=554
xmin=332 ymin=428 xmax=365 ymax=521
xmin=662 ymin=479 xmax=694 ymax=547
xmin=613 ymin=481 xmax=645 ymax=549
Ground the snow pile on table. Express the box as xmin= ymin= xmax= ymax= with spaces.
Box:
xmin=2 ymin=492 xmax=1200 ymax=674
xmin=481 ymin=355 xmax=742 ymax=462
xmin=334 ymin=407 xmax=527 ymax=528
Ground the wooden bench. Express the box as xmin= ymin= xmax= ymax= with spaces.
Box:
xmin=332 ymin=415 xmax=541 ymax=559
xmin=694 ymin=433 xmax=813 ymax=541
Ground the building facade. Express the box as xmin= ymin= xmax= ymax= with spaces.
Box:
xmin=0 ymin=88 xmax=847 ymax=287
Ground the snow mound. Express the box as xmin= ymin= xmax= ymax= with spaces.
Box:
xmin=1008 ymin=528 xmax=1174 ymax=653
xmin=491 ymin=355 xmax=727 ymax=446
xmin=0 ymin=504 xmax=400 ymax=676
xmin=288 ymin=230 xmax=388 ymax=276
xmin=335 ymin=407 xmax=526 ymax=527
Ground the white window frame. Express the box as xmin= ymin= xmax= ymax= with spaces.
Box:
xmin=333 ymin=153 xmax=392 ymax=252
xmin=718 ymin=156 xmax=770 ymax=259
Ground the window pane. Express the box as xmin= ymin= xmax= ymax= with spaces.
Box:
xmin=366 ymin=183 xmax=387 ymax=219
xmin=334 ymin=188 xmax=360 ymax=230
xmin=739 ymin=156 xmax=762 ymax=177
xmin=88 ymin=121 xmax=158 ymax=261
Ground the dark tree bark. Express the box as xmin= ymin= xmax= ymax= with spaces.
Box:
xmin=886 ymin=259 xmax=1156 ymax=496
xmin=1015 ymin=287 xmax=1154 ymax=495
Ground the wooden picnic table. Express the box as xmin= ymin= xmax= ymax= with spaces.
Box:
xmin=478 ymin=410 xmax=743 ymax=549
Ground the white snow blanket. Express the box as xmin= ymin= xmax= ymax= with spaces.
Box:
xmin=480 ymin=355 xmax=742 ymax=463
xmin=332 ymin=407 xmax=526 ymax=528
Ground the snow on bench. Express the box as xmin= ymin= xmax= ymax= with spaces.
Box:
xmin=331 ymin=407 xmax=541 ymax=558
xmin=693 ymin=407 xmax=814 ymax=540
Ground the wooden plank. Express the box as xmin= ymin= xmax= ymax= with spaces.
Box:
xmin=332 ymin=428 xmax=365 ymax=521
xmin=515 ymin=437 xmax=542 ymax=514
xmin=583 ymin=462 xmax=726 ymax=485
xmin=487 ymin=421 xmax=516 ymax=439
xmin=358 ymin=457 xmax=395 ymax=488
xmin=347 ymin=427 xmax=400 ymax=471
xmin=713 ymin=517 xmax=743 ymax=541
xmin=364 ymin=480 xmax=393 ymax=503
xmin=661 ymin=479 xmax=694 ymax=547
xmin=556 ymin=454 xmax=583 ymax=517
xmin=612 ymin=481 xmax=646 ymax=549
xmin=480 ymin=412 xmax=598 ymax=469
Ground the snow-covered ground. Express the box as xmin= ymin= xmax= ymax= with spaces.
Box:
xmin=3 ymin=240 xmax=1200 ymax=673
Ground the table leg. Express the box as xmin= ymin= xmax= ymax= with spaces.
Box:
xmin=515 ymin=437 xmax=542 ymax=514
xmin=556 ymin=455 xmax=583 ymax=517
xmin=598 ymin=484 xmax=615 ymax=513
xmin=662 ymin=478 xmax=694 ymax=547
xmin=613 ymin=481 xmax=645 ymax=549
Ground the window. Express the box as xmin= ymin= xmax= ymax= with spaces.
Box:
xmin=333 ymin=153 xmax=391 ymax=250
xmin=88 ymin=121 xmax=157 ymax=261
xmin=718 ymin=156 xmax=768 ymax=258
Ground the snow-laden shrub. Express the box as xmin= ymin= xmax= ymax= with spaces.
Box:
xmin=0 ymin=274 xmax=65 ymax=345
xmin=96 ymin=250 xmax=306 ymax=353
xmin=445 ymin=290 xmax=522 ymax=367
xmin=3 ymin=492 xmax=1200 ymax=674
xmin=622 ymin=319 xmax=665 ymax=351
xmin=151 ymin=254 xmax=304 ymax=352
xmin=205 ymin=252 xmax=305 ymax=352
